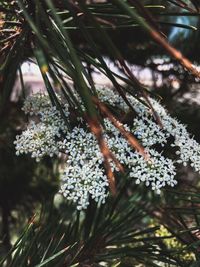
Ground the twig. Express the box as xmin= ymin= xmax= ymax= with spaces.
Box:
xmin=86 ymin=116 xmax=124 ymax=195
xmin=0 ymin=32 xmax=20 ymax=44
xmin=115 ymin=0 xmax=200 ymax=79
xmin=92 ymin=96 xmax=149 ymax=160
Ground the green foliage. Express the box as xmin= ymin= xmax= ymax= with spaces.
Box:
xmin=1 ymin=1 xmax=200 ymax=266
xmin=0 ymin=101 xmax=60 ymax=254
xmin=0 ymin=189 xmax=185 ymax=267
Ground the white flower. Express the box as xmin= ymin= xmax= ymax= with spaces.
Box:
xmin=14 ymin=89 xmax=200 ymax=209
xmin=14 ymin=121 xmax=61 ymax=161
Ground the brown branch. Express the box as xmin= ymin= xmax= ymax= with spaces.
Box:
xmin=0 ymin=43 xmax=10 ymax=54
xmin=1 ymin=20 xmax=22 ymax=26
xmin=149 ymin=28 xmax=200 ymax=78
xmin=0 ymin=29 xmax=17 ymax=34
xmin=142 ymin=90 xmax=163 ymax=128
xmin=92 ymin=96 xmax=149 ymax=160
xmin=96 ymin=17 xmax=115 ymax=28
xmin=166 ymin=0 xmax=198 ymax=12
xmin=126 ymin=0 xmax=200 ymax=79
xmin=130 ymin=0 xmax=166 ymax=38
xmin=117 ymin=58 xmax=163 ymax=128
xmin=0 ymin=32 xmax=20 ymax=44
xmin=86 ymin=116 xmax=124 ymax=195
xmin=68 ymin=0 xmax=138 ymax=113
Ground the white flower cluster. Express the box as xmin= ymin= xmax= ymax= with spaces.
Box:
xmin=60 ymin=128 xmax=108 ymax=210
xmin=14 ymin=88 xmax=200 ymax=209
xmin=98 ymin=88 xmax=200 ymax=172
xmin=14 ymin=93 xmax=69 ymax=161
xmin=127 ymin=96 xmax=200 ymax=171
xmin=104 ymin=119 xmax=177 ymax=194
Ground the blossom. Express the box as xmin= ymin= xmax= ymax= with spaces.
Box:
xmin=14 ymin=121 xmax=63 ymax=161
xmin=14 ymin=94 xmax=69 ymax=161
xmin=14 ymin=89 xmax=200 ymax=209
